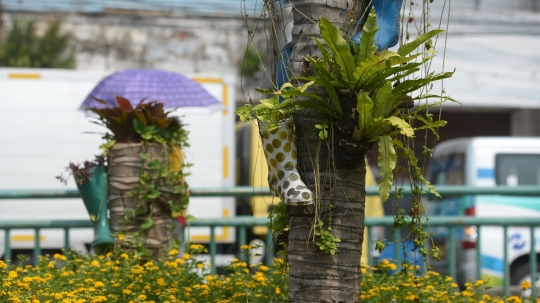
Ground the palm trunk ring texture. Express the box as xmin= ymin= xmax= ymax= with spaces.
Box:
xmin=259 ymin=119 xmax=314 ymax=206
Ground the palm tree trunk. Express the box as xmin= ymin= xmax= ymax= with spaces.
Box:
xmin=287 ymin=0 xmax=371 ymax=301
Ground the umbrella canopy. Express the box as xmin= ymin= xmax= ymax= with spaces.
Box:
xmin=81 ymin=69 xmax=222 ymax=109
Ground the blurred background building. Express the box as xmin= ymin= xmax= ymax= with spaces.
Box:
xmin=0 ymin=0 xmax=269 ymax=105
xmin=0 ymin=0 xmax=539 ymax=140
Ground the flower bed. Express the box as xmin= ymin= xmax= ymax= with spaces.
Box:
xmin=0 ymin=246 xmax=532 ymax=303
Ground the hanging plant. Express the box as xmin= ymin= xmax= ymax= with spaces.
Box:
xmin=89 ymin=96 xmax=190 ymax=259
xmin=236 ymin=8 xmax=457 ymax=259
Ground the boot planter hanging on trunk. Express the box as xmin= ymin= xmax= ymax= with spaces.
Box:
xmin=75 ymin=165 xmax=114 ymax=251
xmin=259 ymin=119 xmax=313 ymax=206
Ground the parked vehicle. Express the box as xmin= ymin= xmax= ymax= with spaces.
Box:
xmin=426 ymin=137 xmax=540 ymax=288
xmin=0 ymin=68 xmax=237 ymax=263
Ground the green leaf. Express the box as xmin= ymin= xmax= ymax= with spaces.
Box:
xmin=147 ymin=189 xmax=161 ymax=199
xmin=252 ymin=103 xmax=267 ymax=111
xmin=394 ymin=70 xmax=454 ymax=95
xmin=364 ymin=118 xmax=391 ymax=141
xmin=234 ymin=104 xmax=254 ymax=122
xmin=375 ymin=240 xmax=386 ymax=253
xmin=353 ymin=50 xmax=400 ymax=89
xmin=147 ymin=159 xmax=160 ymax=169
xmin=319 ymin=18 xmax=356 ymax=83
xmin=141 ymin=217 xmax=154 ymax=229
xmin=315 ymin=69 xmax=342 ymax=114
xmin=307 ymin=55 xmax=334 ymax=83
xmin=397 ymin=29 xmax=444 ymax=56
xmin=363 ymin=53 xmax=430 ymax=89
xmin=372 ymin=82 xmax=397 ymax=118
xmin=377 ymin=136 xmax=396 ymax=202
xmin=172 ymin=185 xmax=184 ymax=194
xmin=139 ymin=152 xmax=149 ymax=160
xmin=420 ymin=176 xmax=441 ymax=198
xmin=386 ymin=116 xmax=414 ymax=137
xmin=294 ymin=100 xmax=340 ymax=119
xmin=413 ymin=93 xmax=462 ymax=105
xmin=259 ymin=98 xmax=278 ymax=109
xmin=414 ymin=119 xmax=447 ymax=131
xmin=357 ymin=6 xmax=378 ymax=63
xmin=356 ymin=92 xmax=374 ymax=132
xmin=133 ymin=119 xmax=145 ymax=134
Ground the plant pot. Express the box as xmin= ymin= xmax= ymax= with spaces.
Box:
xmin=74 ymin=165 xmax=114 ymax=250
xmin=259 ymin=119 xmax=313 ymax=206
xmin=108 ymin=143 xmax=176 ymax=259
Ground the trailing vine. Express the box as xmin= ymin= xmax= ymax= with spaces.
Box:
xmin=237 ymin=4 xmax=456 ymax=266
xmin=88 ymin=97 xmax=191 ymax=255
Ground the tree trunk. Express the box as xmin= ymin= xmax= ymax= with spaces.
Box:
xmin=287 ymin=0 xmax=371 ymax=302
xmin=108 ymin=143 xmax=175 ymax=260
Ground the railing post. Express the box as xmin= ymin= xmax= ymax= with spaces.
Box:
xmin=367 ymin=226 xmax=372 ymax=266
xmin=393 ymin=227 xmax=400 ymax=269
xmin=503 ymin=225 xmax=509 ymax=297
xmin=449 ymin=227 xmax=456 ymax=280
xmin=4 ymin=229 xmax=11 ymax=262
xmin=33 ymin=228 xmax=41 ymax=266
xmin=64 ymin=228 xmax=70 ymax=256
xmin=265 ymin=230 xmax=274 ymax=266
xmin=210 ymin=226 xmax=216 ymax=274
xmin=530 ymin=225 xmax=537 ymax=299
xmin=238 ymin=225 xmax=247 ymax=259
xmin=476 ymin=225 xmax=481 ymax=281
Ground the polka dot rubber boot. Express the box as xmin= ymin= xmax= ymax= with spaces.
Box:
xmin=259 ymin=119 xmax=314 ymax=206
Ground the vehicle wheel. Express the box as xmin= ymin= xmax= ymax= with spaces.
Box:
xmin=511 ymin=262 xmax=540 ymax=297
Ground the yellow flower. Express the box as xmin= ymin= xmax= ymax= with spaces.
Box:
xmin=474 ymin=280 xmax=485 ymax=286
xmin=118 ymin=234 xmax=125 ymax=241
xmin=521 ymin=280 xmax=532 ymax=290
xmin=8 ymin=271 xmax=18 ymax=279
xmin=157 ymin=278 xmax=166 ymax=287
xmin=197 ymin=263 xmax=204 ymax=269
xmin=182 ymin=254 xmax=190 ymax=260
xmin=94 ymin=281 xmax=105 ymax=288
xmin=120 ymin=253 xmax=129 ymax=259
xmin=122 ymin=289 xmax=132 ymax=295
xmin=175 ymin=258 xmax=185 ymax=265
xmin=53 ymin=254 xmax=67 ymax=261
xmin=259 ymin=265 xmax=269 ymax=272
xmin=0 ymin=260 xmax=7 ymax=269
xmin=507 ymin=296 xmax=523 ymax=303
xmin=138 ymin=295 xmax=146 ymax=300
xmin=91 ymin=260 xmax=100 ymax=267
xmin=92 ymin=296 xmax=107 ymax=303
xmin=168 ymin=249 xmax=179 ymax=256
xmin=130 ymin=265 xmax=143 ymax=275
xmin=275 ymin=287 xmax=281 ymax=295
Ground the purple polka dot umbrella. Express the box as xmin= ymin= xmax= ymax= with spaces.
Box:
xmin=80 ymin=69 xmax=221 ymax=109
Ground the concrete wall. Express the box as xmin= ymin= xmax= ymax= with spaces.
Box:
xmin=1 ymin=11 xmax=268 ymax=104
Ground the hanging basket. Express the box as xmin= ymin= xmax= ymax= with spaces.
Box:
xmin=75 ymin=165 xmax=114 ymax=250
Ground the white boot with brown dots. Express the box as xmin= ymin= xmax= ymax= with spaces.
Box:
xmin=258 ymin=119 xmax=313 ymax=206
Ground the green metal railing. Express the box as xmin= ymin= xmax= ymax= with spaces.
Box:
xmin=2 ymin=186 xmax=540 ymax=298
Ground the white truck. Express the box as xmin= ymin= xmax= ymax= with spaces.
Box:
xmin=0 ymin=67 xmax=237 ymax=261
xmin=426 ymin=137 xmax=540 ymax=292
